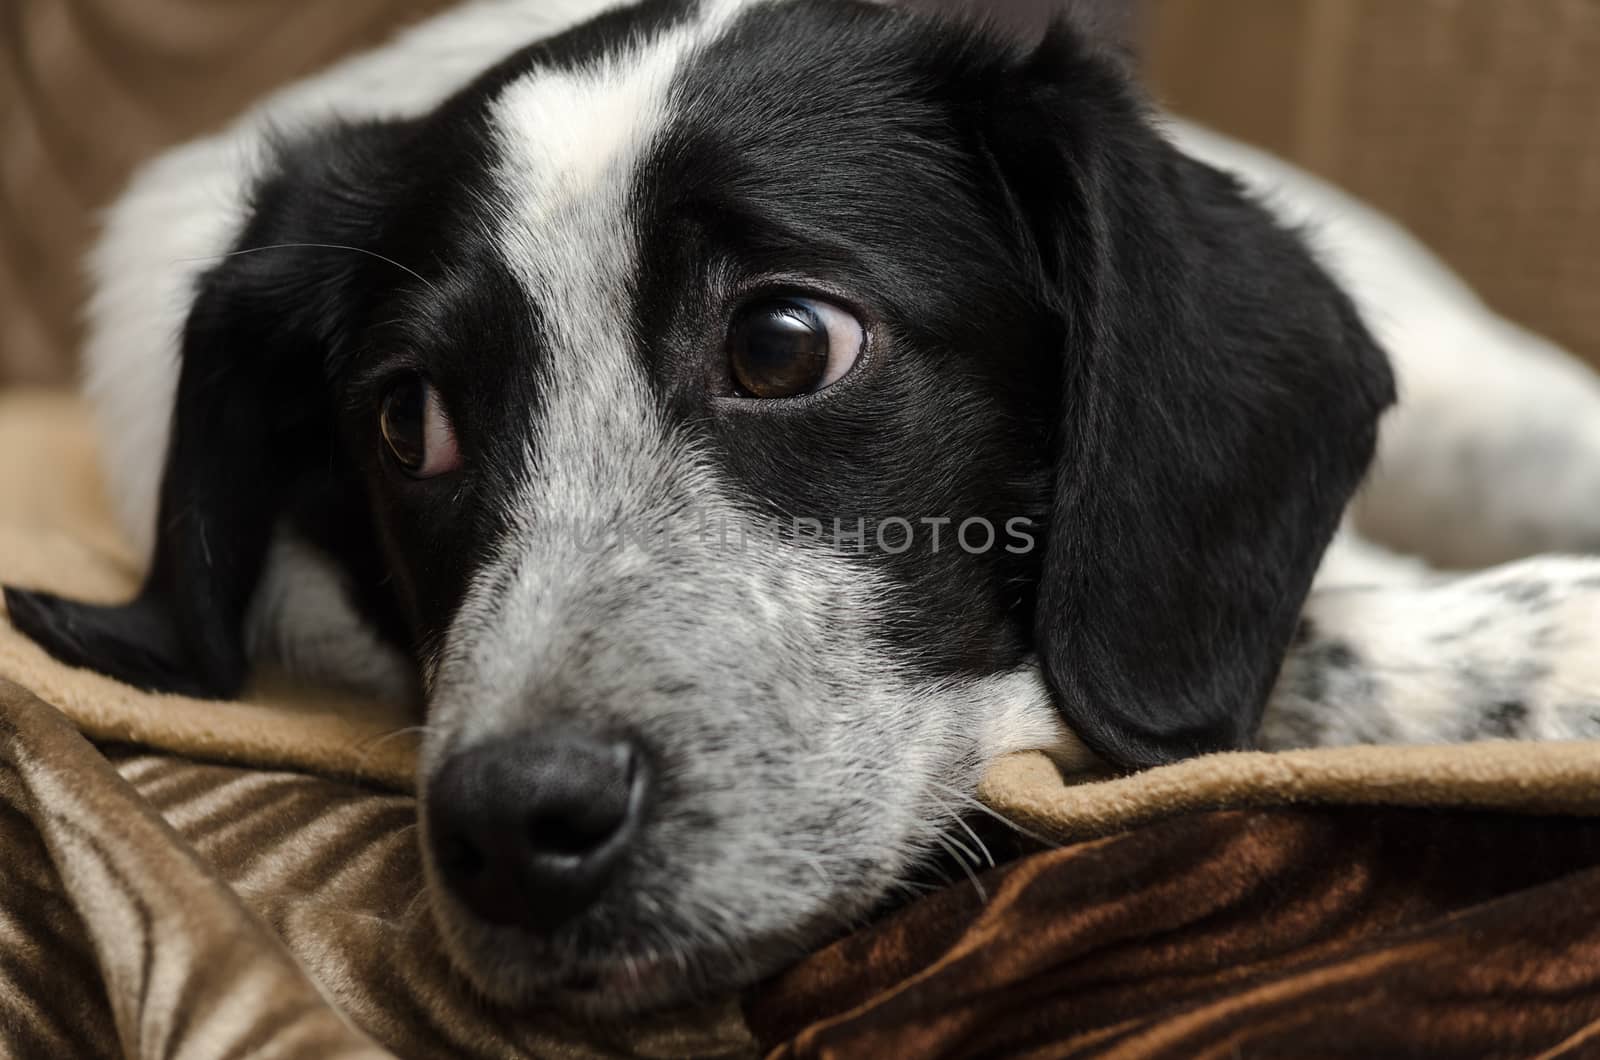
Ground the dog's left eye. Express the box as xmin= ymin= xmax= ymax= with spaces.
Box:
xmin=728 ymin=297 xmax=864 ymax=399
xmin=380 ymin=375 xmax=461 ymax=478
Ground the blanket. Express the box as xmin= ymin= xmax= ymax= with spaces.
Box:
xmin=752 ymin=808 xmax=1600 ymax=1057
xmin=8 ymin=389 xmax=1600 ymax=1059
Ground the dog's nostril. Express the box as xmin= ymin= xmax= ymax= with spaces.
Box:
xmin=436 ymin=833 xmax=486 ymax=877
xmin=524 ymin=743 xmax=638 ymax=858
xmin=526 ymin=806 xmax=621 ymax=858
xmin=426 ymin=731 xmax=651 ymax=933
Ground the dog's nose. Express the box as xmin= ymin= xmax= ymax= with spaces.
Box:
xmin=426 ymin=730 xmax=649 ymax=931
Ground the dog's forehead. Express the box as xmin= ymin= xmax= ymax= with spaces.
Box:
xmin=461 ymin=4 xmax=746 ymax=488
xmin=473 ymin=0 xmax=749 ymax=371
xmin=455 ymin=0 xmax=935 ymax=420
xmin=463 ymin=0 xmax=998 ymax=374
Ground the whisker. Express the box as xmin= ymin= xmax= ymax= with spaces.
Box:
xmin=799 ymin=853 xmax=836 ymax=889
xmin=928 ymin=779 xmax=1059 ymax=849
xmin=180 ymin=242 xmax=440 ymax=294
xmin=941 ymin=831 xmax=984 ymax=868
xmin=355 ymin=724 xmax=435 ymax=751
xmin=401 ymin=887 xmax=431 ymax=924
xmin=928 ymin=795 xmax=983 ymax=867
xmin=623 ymin=954 xmax=643 ymax=991
xmin=937 ymin=796 xmax=996 ymax=868
xmin=352 ymin=724 xmax=436 ymax=770
xmin=933 ymin=834 xmax=989 ymax=903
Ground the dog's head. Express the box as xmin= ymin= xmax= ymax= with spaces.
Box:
xmin=6 ymin=0 xmax=1391 ymax=1012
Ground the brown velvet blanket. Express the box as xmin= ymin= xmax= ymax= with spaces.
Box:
xmin=0 ymin=678 xmax=752 ymax=1058
xmin=9 ymin=399 xmax=1600 ymax=1058
xmin=752 ymin=808 xmax=1600 ymax=1058
xmin=13 ymin=668 xmax=1600 ymax=1060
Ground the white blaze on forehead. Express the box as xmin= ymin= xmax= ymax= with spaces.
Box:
xmin=481 ymin=0 xmax=763 ymax=482
xmin=429 ymin=0 xmax=770 ymax=728
xmin=487 ymin=0 xmax=757 ymax=343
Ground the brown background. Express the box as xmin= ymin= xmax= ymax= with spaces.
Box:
xmin=2 ymin=0 xmax=1597 ymax=385
xmin=1149 ymin=0 xmax=1600 ymax=373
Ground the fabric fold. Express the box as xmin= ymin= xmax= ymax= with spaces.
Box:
xmin=0 ymin=677 xmax=390 ymax=1059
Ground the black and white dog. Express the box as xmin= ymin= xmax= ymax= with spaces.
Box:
xmin=8 ymin=0 xmax=1600 ymax=1013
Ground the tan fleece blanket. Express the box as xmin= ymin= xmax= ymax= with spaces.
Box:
xmin=8 ymin=388 xmax=1600 ymax=1059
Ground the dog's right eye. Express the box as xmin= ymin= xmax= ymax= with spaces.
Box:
xmin=380 ymin=376 xmax=461 ymax=478
xmin=728 ymin=297 xmax=864 ymax=400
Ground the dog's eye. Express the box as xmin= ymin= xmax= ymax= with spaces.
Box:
xmin=380 ymin=376 xmax=461 ymax=478
xmin=728 ymin=297 xmax=864 ymax=399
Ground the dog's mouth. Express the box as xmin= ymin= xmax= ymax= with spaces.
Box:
xmin=427 ymin=830 xmax=1015 ymax=1017
xmin=432 ymin=907 xmax=771 ymax=1017
xmin=544 ymin=955 xmax=700 ymax=1015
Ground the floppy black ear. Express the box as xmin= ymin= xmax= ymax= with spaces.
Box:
xmin=4 ymin=122 xmax=406 ymax=698
xmin=992 ymin=25 xmax=1394 ymax=767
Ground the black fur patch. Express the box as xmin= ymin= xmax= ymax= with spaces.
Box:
xmin=1292 ymin=639 xmax=1382 ymax=710
xmin=1490 ymin=579 xmax=1555 ymax=610
xmin=1480 ymin=700 xmax=1530 ymax=740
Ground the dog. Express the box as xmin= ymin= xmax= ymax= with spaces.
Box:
xmin=7 ymin=0 xmax=1600 ymax=1015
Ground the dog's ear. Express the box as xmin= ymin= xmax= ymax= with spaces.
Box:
xmin=987 ymin=24 xmax=1394 ymax=767
xmin=4 ymin=121 xmax=408 ymax=698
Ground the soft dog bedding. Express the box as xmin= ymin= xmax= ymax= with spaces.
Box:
xmin=9 ymin=392 xmax=1600 ymax=1058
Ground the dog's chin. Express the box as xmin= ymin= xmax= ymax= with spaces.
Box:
xmin=428 ymin=893 xmax=774 ymax=1017
xmin=543 ymin=958 xmax=732 ymax=1018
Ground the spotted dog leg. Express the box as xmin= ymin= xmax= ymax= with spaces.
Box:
xmin=1355 ymin=315 xmax=1600 ymax=569
xmin=1265 ymin=555 xmax=1600 ymax=749
xmin=1330 ymin=198 xmax=1600 ymax=568
xmin=1339 ymin=195 xmax=1600 ymax=567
